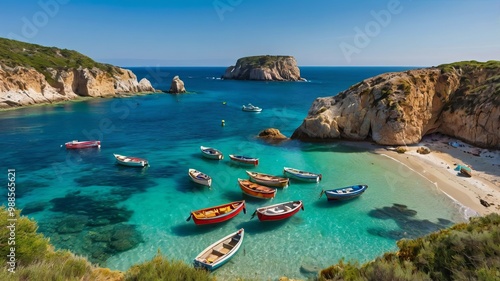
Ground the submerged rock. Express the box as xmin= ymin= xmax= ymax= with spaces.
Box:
xmin=258 ymin=128 xmax=287 ymax=140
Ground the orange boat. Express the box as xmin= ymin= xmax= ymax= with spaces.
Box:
xmin=237 ymin=179 xmax=276 ymax=199
xmin=187 ymin=200 xmax=246 ymax=225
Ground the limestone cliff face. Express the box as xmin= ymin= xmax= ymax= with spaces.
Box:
xmin=292 ymin=61 xmax=500 ymax=148
xmin=223 ymin=55 xmax=302 ymax=81
xmin=0 ymin=65 xmax=155 ymax=109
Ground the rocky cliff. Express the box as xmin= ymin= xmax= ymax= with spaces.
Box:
xmin=0 ymin=38 xmax=154 ymax=109
xmin=222 ymin=55 xmax=303 ymax=81
xmin=292 ymin=61 xmax=500 ymax=148
xmin=168 ymin=75 xmax=186 ymax=93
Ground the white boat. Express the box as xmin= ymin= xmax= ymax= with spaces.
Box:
xmin=113 ymin=154 xmax=149 ymax=167
xmin=188 ymin=168 xmax=212 ymax=187
xmin=283 ymin=167 xmax=322 ymax=182
xmin=200 ymin=146 xmax=224 ymax=160
xmin=242 ymin=103 xmax=262 ymax=112
xmin=193 ymin=228 xmax=244 ymax=271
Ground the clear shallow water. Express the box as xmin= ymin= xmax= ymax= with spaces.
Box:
xmin=0 ymin=67 xmax=468 ymax=280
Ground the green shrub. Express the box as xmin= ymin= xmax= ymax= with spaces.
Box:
xmin=0 ymin=37 xmax=119 ymax=83
xmin=319 ymin=213 xmax=500 ymax=281
xmin=125 ymin=251 xmax=214 ymax=281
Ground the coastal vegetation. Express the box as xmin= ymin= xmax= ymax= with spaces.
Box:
xmin=438 ymin=60 xmax=500 ymax=74
xmin=235 ymin=55 xmax=293 ymax=68
xmin=0 ymin=37 xmax=119 ymax=84
xmin=319 ymin=213 xmax=500 ymax=281
xmin=2 ymin=207 xmax=499 ymax=280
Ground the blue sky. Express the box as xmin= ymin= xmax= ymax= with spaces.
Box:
xmin=1 ymin=0 xmax=499 ymax=66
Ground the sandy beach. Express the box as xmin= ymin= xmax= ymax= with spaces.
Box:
xmin=346 ymin=133 xmax=500 ymax=218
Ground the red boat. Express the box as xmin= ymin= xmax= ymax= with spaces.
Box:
xmin=187 ymin=200 xmax=246 ymax=225
xmin=252 ymin=200 xmax=304 ymax=221
xmin=65 ymin=140 xmax=101 ymax=149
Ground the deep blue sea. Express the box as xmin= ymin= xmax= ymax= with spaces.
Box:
xmin=0 ymin=67 xmax=470 ymax=280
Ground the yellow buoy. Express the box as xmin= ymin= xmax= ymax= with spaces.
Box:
xmin=221 ymin=120 xmax=225 ymax=126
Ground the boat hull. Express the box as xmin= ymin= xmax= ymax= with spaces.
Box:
xmin=324 ymin=185 xmax=368 ymax=201
xmin=283 ymin=167 xmax=321 ymax=182
xmin=256 ymin=200 xmax=303 ymax=221
xmin=200 ymin=146 xmax=223 ymax=160
xmin=229 ymin=155 xmax=259 ymax=166
xmin=188 ymin=169 xmax=212 ymax=187
xmin=114 ymin=154 xmax=148 ymax=167
xmin=65 ymin=140 xmax=101 ymax=149
xmin=238 ymin=179 xmax=276 ymax=199
xmin=191 ymin=201 xmax=246 ymax=225
xmin=246 ymin=171 xmax=289 ymax=187
xmin=193 ymin=229 xmax=244 ymax=271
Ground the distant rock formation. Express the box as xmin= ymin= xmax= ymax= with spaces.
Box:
xmin=292 ymin=61 xmax=500 ymax=149
xmin=0 ymin=38 xmax=155 ymax=109
xmin=223 ymin=55 xmax=303 ymax=81
xmin=0 ymin=65 xmax=155 ymax=108
xmin=168 ymin=75 xmax=186 ymax=93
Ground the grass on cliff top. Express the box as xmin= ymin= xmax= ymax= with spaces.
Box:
xmin=0 ymin=37 xmax=119 ymax=81
xmin=438 ymin=60 xmax=500 ymax=73
xmin=319 ymin=213 xmax=500 ymax=281
xmin=235 ymin=55 xmax=294 ymax=68
xmin=0 ymin=207 xmax=212 ymax=281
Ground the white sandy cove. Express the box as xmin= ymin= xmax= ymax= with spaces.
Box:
xmin=346 ymin=133 xmax=500 ymax=218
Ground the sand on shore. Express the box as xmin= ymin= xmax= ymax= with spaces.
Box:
xmin=344 ymin=134 xmax=500 ymax=218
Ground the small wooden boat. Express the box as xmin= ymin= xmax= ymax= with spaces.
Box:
xmin=229 ymin=154 xmax=259 ymax=166
xmin=188 ymin=168 xmax=212 ymax=187
xmin=186 ymin=200 xmax=246 ymax=225
xmin=319 ymin=185 xmax=368 ymax=201
xmin=242 ymin=103 xmax=262 ymax=112
xmin=200 ymin=146 xmax=224 ymax=160
xmin=237 ymin=179 xmax=276 ymax=199
xmin=113 ymin=154 xmax=149 ymax=167
xmin=252 ymin=200 xmax=304 ymax=221
xmin=193 ymin=228 xmax=244 ymax=271
xmin=65 ymin=140 xmax=100 ymax=149
xmin=246 ymin=171 xmax=289 ymax=188
xmin=283 ymin=167 xmax=322 ymax=182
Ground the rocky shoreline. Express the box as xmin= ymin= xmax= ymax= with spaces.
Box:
xmin=292 ymin=61 xmax=500 ymax=149
xmin=0 ymin=64 xmax=155 ymax=109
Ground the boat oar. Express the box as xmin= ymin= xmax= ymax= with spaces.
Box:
xmin=186 ymin=214 xmax=192 ymax=222
xmin=319 ymin=190 xmax=325 ymax=199
xmin=301 ymin=205 xmax=305 ymax=211
xmin=250 ymin=210 xmax=257 ymax=220
xmin=243 ymin=207 xmax=247 ymax=214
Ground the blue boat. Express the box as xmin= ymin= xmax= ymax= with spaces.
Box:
xmin=193 ymin=228 xmax=244 ymax=271
xmin=320 ymin=185 xmax=368 ymax=201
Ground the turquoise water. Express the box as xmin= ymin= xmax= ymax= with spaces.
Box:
xmin=0 ymin=67 xmax=468 ymax=280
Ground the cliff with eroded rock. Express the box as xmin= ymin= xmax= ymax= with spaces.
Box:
xmin=222 ymin=55 xmax=303 ymax=81
xmin=292 ymin=61 xmax=500 ymax=148
xmin=0 ymin=38 xmax=154 ymax=109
